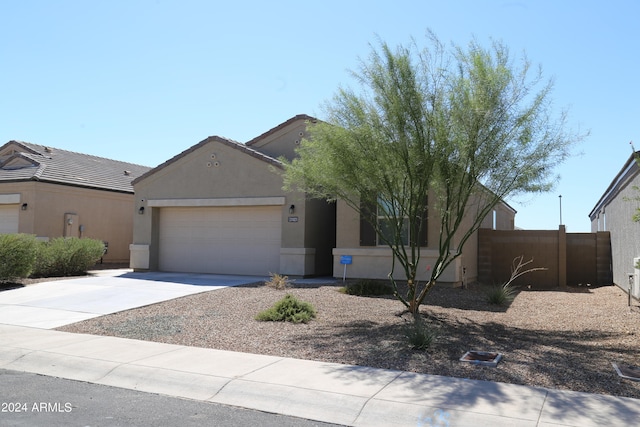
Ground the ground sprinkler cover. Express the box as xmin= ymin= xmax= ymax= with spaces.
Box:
xmin=460 ymin=350 xmax=503 ymax=367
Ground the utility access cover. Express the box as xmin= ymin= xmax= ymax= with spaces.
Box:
xmin=460 ymin=350 xmax=503 ymax=367
xmin=612 ymin=363 xmax=640 ymax=381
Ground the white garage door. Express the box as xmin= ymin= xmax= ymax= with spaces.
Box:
xmin=158 ymin=206 xmax=281 ymax=275
xmin=0 ymin=205 xmax=19 ymax=234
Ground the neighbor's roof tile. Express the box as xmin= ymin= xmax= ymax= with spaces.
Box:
xmin=0 ymin=140 xmax=151 ymax=193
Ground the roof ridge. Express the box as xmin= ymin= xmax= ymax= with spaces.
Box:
xmin=17 ymin=141 xmax=152 ymax=168
xmin=33 ymin=163 xmax=47 ymax=179
xmin=214 ymin=135 xmax=282 ymax=165
xmin=246 ymin=114 xmax=317 ymax=146
xmin=0 ymin=140 xmax=151 ymax=193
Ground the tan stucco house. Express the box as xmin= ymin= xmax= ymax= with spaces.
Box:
xmin=0 ymin=140 xmax=150 ymax=263
xmin=130 ymin=114 xmax=515 ymax=283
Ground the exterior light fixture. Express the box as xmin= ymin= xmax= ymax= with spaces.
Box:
xmin=21 ymin=203 xmax=28 ymax=211
xmin=138 ymin=206 xmax=145 ymax=215
xmin=289 ymin=204 xmax=295 ymax=214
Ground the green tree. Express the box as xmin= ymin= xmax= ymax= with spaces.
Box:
xmin=283 ymin=32 xmax=583 ymax=325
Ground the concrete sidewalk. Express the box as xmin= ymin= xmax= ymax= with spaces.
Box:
xmin=2 ymin=324 xmax=639 ymax=427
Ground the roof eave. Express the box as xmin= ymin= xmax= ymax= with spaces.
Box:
xmin=246 ymin=114 xmax=318 ymax=146
xmin=589 ymin=151 xmax=639 ymax=219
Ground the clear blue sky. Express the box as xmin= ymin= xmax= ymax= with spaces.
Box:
xmin=1 ymin=0 xmax=638 ymax=232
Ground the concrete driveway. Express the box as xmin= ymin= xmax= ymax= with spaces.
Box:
xmin=0 ymin=270 xmax=266 ymax=329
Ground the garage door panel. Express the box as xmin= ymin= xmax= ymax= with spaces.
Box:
xmin=159 ymin=206 xmax=281 ymax=275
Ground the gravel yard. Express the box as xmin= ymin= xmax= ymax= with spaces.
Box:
xmin=57 ymin=280 xmax=640 ymax=399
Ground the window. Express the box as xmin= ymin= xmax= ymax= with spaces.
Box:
xmin=377 ymin=198 xmax=409 ymax=245
xmin=359 ymin=196 xmax=428 ymax=247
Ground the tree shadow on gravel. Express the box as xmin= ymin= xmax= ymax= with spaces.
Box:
xmin=301 ymin=311 xmax=640 ymax=401
xmin=420 ymin=285 xmax=517 ymax=312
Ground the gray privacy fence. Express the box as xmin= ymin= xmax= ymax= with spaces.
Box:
xmin=478 ymin=226 xmax=612 ymax=288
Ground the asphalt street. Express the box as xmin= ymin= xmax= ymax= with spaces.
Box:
xmin=0 ymin=369 xmax=344 ymax=427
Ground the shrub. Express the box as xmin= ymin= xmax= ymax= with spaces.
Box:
xmin=341 ymin=279 xmax=393 ymax=296
xmin=406 ymin=314 xmax=436 ymax=350
xmin=0 ymin=234 xmax=38 ymax=281
xmin=485 ymin=283 xmax=518 ymax=306
xmin=256 ymin=294 xmax=316 ymax=323
xmin=485 ymin=255 xmax=547 ymax=306
xmin=33 ymin=237 xmax=105 ymax=277
xmin=264 ymin=272 xmax=292 ymax=290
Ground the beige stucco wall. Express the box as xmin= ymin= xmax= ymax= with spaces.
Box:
xmin=1 ymin=181 xmax=134 ymax=263
xmin=479 ymin=201 xmax=516 ymax=230
xmin=247 ymin=121 xmax=309 ymax=162
xmin=590 ymin=167 xmax=640 ymax=296
xmin=333 ymin=197 xmax=462 ymax=283
xmin=132 ymin=136 xmax=335 ymax=276
xmin=333 ymin=191 xmax=515 ymax=284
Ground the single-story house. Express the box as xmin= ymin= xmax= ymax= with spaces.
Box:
xmin=590 ymin=150 xmax=640 ymax=298
xmin=0 ymin=140 xmax=150 ymax=263
xmin=130 ymin=114 xmax=515 ymax=283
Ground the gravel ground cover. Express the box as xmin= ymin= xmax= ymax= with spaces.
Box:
xmin=57 ymin=280 xmax=640 ymax=399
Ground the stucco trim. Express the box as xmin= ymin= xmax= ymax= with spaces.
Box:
xmin=332 ymin=247 xmax=442 ymax=257
xmin=147 ymin=197 xmax=286 ymax=207
xmin=0 ymin=193 xmax=20 ymax=204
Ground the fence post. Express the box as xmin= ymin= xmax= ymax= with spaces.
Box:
xmin=558 ymin=225 xmax=567 ymax=287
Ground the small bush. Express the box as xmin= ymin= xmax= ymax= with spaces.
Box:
xmin=485 ymin=283 xmax=518 ymax=306
xmin=33 ymin=237 xmax=105 ymax=277
xmin=256 ymin=294 xmax=316 ymax=323
xmin=265 ymin=272 xmax=292 ymax=290
xmin=0 ymin=234 xmax=38 ymax=281
xmin=486 ymin=256 xmax=546 ymax=305
xmin=341 ymin=279 xmax=393 ymax=296
xmin=406 ymin=314 xmax=436 ymax=350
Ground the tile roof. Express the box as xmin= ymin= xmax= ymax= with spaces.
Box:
xmin=0 ymin=141 xmax=151 ymax=193
xmin=245 ymin=114 xmax=317 ymax=146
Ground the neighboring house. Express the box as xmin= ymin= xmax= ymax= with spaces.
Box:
xmin=589 ymin=150 xmax=640 ymax=298
xmin=0 ymin=140 xmax=150 ymax=263
xmin=129 ymin=115 xmax=336 ymax=276
xmin=130 ymin=114 xmax=515 ymax=284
